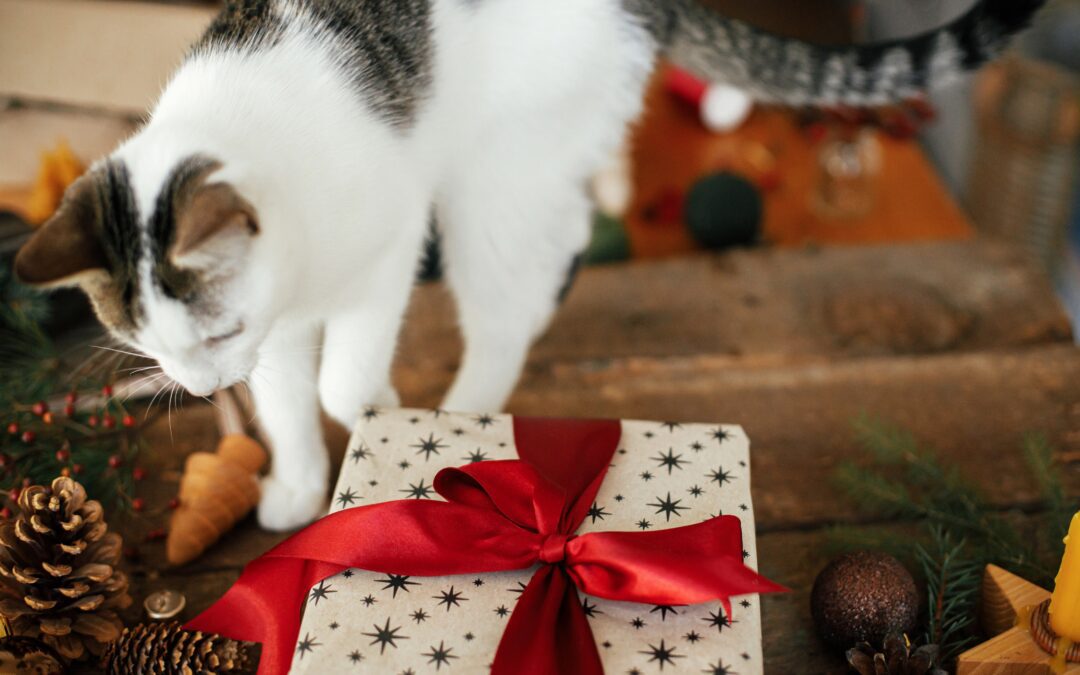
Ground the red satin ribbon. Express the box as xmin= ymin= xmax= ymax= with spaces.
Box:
xmin=187 ymin=416 xmax=785 ymax=674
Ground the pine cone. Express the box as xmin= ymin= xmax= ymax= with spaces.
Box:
xmin=847 ymin=633 xmax=947 ymax=675
xmin=0 ymin=477 xmax=131 ymax=661
xmin=0 ymin=635 xmax=65 ymax=674
xmin=102 ymin=622 xmax=256 ymax=674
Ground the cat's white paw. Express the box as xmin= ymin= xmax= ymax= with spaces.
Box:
xmin=257 ymin=475 xmax=327 ymax=531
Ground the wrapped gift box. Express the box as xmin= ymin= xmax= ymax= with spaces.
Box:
xmin=288 ymin=409 xmax=766 ymax=674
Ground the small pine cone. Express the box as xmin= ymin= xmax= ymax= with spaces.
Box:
xmin=0 ymin=635 xmax=65 ymax=674
xmin=846 ymin=633 xmax=947 ymax=675
xmin=0 ymin=477 xmax=132 ymax=662
xmin=102 ymin=622 xmax=256 ymax=675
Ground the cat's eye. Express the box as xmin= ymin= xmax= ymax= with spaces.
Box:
xmin=206 ymin=324 xmax=243 ymax=345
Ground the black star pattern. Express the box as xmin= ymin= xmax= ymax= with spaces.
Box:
xmin=398 ymin=460 xmax=411 ymax=470
xmin=411 ymin=433 xmax=447 ymax=461
xmin=494 ymin=605 xmax=510 ymax=617
xmin=347 ymin=650 xmax=363 ymax=663
xmin=703 ymin=608 xmax=737 ymax=633
xmin=704 ymin=660 xmax=734 ymax=675
xmin=711 ymin=427 xmax=731 ymax=443
xmin=738 ymin=460 xmax=747 ymax=467
xmin=629 ymin=670 xmax=643 ymax=675
xmin=423 ymin=641 xmax=458 ymax=670
xmin=368 ymin=479 xmax=378 ymax=487
xmin=661 ymin=421 xmax=683 ymax=431
xmin=342 ymin=569 xmax=354 ymax=578
xmin=473 ymin=577 xmax=485 ymax=587
xmin=464 ymin=449 xmax=488 ymax=463
xmin=409 ymin=416 xmax=420 ymax=424
xmin=474 ymin=414 xmax=496 ymax=428
xmin=586 ymin=501 xmax=610 ymax=523
xmin=742 ymin=652 xmax=751 ymax=660
xmin=684 ymin=630 xmax=702 ymax=643
xmin=581 ymin=598 xmax=602 ymax=617
xmin=376 ymin=574 xmax=420 ymax=597
xmin=452 ymin=427 xmax=465 ymax=436
xmin=401 ymin=670 xmax=416 ymax=675
xmin=434 ymin=585 xmax=467 ymax=611
xmin=362 ymin=618 xmax=408 ymax=654
xmin=690 ymin=441 xmax=704 ymax=452
xmin=639 ymin=639 xmax=684 ymax=669
xmin=614 ymin=493 xmax=625 ymax=502
xmin=295 ymin=633 xmax=320 ymax=658
xmin=740 ymin=599 xmax=752 ymax=609
xmin=309 ymin=581 xmax=335 ymax=606
xmin=329 ymin=621 xmax=339 ymax=630
xmin=637 ymin=518 xmax=652 ymax=530
xmin=411 ymin=609 xmax=429 ymax=623
xmin=464 ymin=632 xmax=474 ymax=641
xmin=362 ymin=406 xmax=380 ymax=420
xmin=648 ymin=492 xmax=689 ymax=521
xmin=644 ymin=431 xmax=655 ymax=438
xmin=739 ymin=503 xmax=748 ymax=511
xmin=400 ymin=478 xmax=434 ymax=499
xmin=336 ymin=487 xmax=359 ymax=508
xmin=350 ymin=444 xmax=371 ymax=463
xmin=602 ymin=641 xmax=612 ymax=649
xmin=361 ymin=594 xmax=377 ymax=606
xmin=742 ymin=549 xmax=750 ymax=559
xmin=688 ymin=485 xmax=704 ymax=497
xmin=707 ymin=466 xmax=734 ymax=486
xmin=509 ymin=581 xmax=528 ymax=598
xmin=618 ymin=448 xmax=627 ymax=455
xmin=653 ymin=448 xmax=688 ymax=474
xmin=650 ymin=604 xmax=682 ymax=621
xmin=631 ymin=617 xmax=646 ymax=629
xmin=640 ymin=471 xmax=654 ymax=482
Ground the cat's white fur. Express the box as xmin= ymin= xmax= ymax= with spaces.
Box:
xmin=113 ymin=0 xmax=655 ymax=530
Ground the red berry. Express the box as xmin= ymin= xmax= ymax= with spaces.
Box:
xmin=102 ymin=414 xmax=116 ymax=429
xmin=0 ymin=508 xmax=10 ymax=519
xmin=71 ymin=464 xmax=84 ymax=475
xmin=132 ymin=467 xmax=147 ymax=481
xmin=87 ymin=415 xmax=99 ymax=428
xmin=122 ymin=414 xmax=136 ymax=428
xmin=101 ymin=385 xmax=114 ymax=397
xmin=31 ymin=401 xmax=47 ymax=416
xmin=6 ymin=423 xmax=17 ymax=435
xmin=64 ymin=391 xmax=77 ymax=405
xmin=168 ymin=497 xmax=180 ymax=510
xmin=9 ymin=488 xmax=20 ymax=501
xmin=41 ymin=412 xmax=54 ymax=425
xmin=55 ymin=448 xmax=70 ymax=462
xmin=108 ymin=455 xmax=123 ymax=469
xmin=63 ymin=404 xmax=75 ymax=417
xmin=20 ymin=431 xmax=35 ymax=445
xmin=131 ymin=497 xmax=146 ymax=512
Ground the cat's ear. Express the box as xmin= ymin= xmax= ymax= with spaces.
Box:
xmin=169 ymin=181 xmax=258 ymax=269
xmin=14 ymin=172 xmax=110 ymax=289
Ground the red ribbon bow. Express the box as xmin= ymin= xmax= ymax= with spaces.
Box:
xmin=188 ymin=417 xmax=784 ymax=674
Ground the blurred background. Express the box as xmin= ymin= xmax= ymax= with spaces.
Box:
xmin=3 ymin=0 xmax=1076 ymax=335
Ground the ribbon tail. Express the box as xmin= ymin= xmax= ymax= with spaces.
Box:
xmin=187 ymin=557 xmax=342 ymax=675
xmin=492 ymin=566 xmax=603 ymax=675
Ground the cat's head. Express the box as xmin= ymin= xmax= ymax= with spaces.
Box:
xmin=14 ymin=155 xmax=273 ymax=396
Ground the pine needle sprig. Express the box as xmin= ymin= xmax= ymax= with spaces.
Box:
xmin=917 ymin=527 xmax=982 ymax=662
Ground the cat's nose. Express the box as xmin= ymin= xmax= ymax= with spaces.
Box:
xmin=184 ymin=379 xmax=219 ymax=397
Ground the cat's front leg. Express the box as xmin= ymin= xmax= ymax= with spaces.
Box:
xmin=249 ymin=320 xmax=328 ymax=531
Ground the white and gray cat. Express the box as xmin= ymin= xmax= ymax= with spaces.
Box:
xmin=14 ymin=0 xmax=1044 ymax=530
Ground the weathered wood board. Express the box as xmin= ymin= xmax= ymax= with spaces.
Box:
xmin=109 ymin=240 xmax=1078 ymax=673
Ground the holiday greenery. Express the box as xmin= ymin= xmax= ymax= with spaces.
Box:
xmin=0 ymin=264 xmax=146 ymax=512
xmin=831 ymin=417 xmax=1077 ymax=663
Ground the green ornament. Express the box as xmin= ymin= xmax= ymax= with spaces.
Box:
xmin=583 ymin=212 xmax=631 ymax=265
xmin=684 ymin=172 xmax=762 ymax=249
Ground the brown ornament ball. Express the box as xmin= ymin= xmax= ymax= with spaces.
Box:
xmin=811 ymin=551 xmax=920 ymax=650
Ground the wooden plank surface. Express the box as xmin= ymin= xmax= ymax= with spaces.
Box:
xmin=109 ymin=240 xmax=1078 ymax=673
